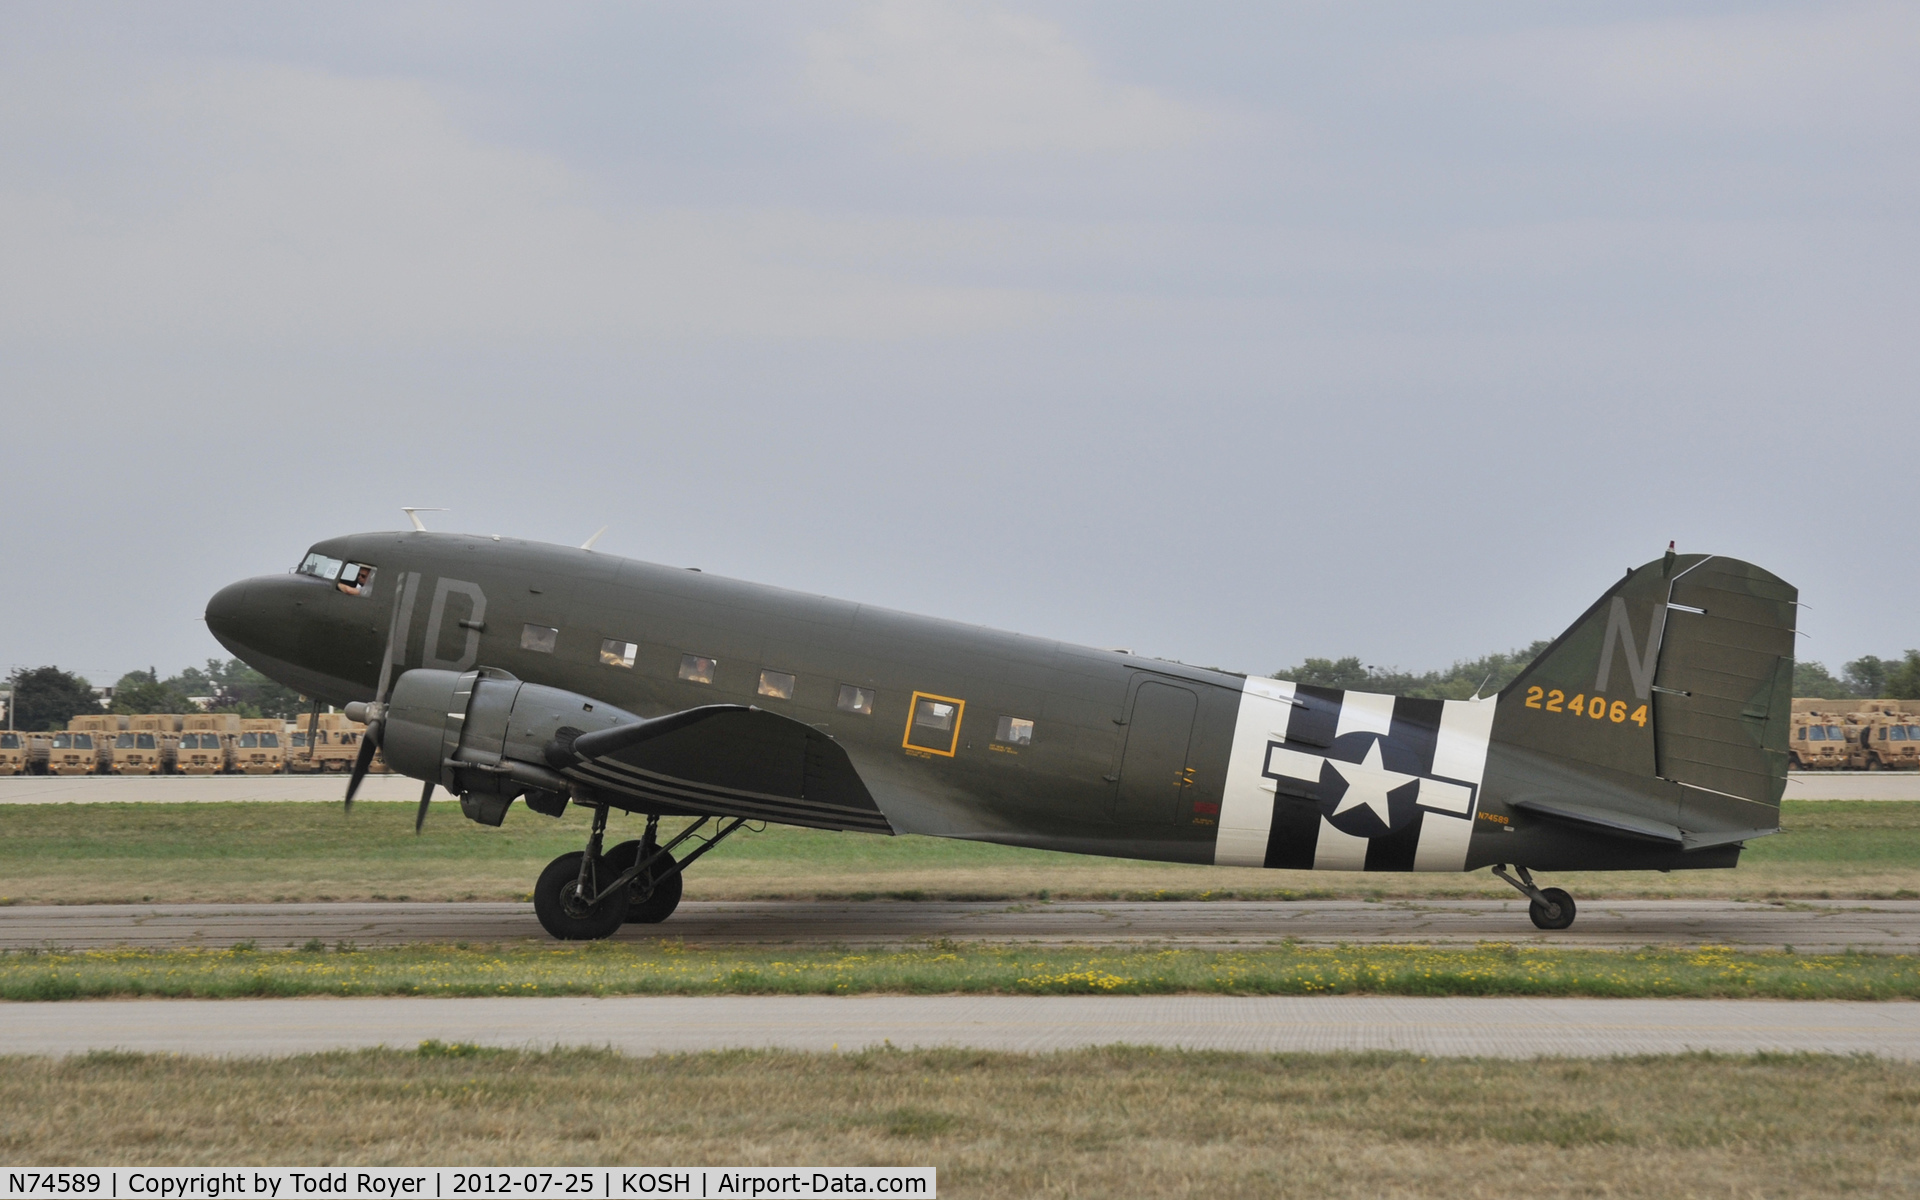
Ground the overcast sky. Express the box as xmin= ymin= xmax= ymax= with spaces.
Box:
xmin=3 ymin=1 xmax=1914 ymax=687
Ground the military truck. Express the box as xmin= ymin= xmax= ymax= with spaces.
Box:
xmin=46 ymin=730 xmax=109 ymax=774
xmin=1844 ymin=703 xmax=1920 ymax=770
xmin=176 ymin=713 xmax=241 ymax=775
xmin=122 ymin=715 xmax=183 ymax=775
xmin=234 ymin=718 xmax=286 ymax=774
xmin=107 ymin=730 xmax=171 ymax=774
xmin=1788 ymin=709 xmax=1851 ymax=769
xmin=306 ymin=712 xmax=372 ymax=773
xmin=0 ymin=731 xmax=30 ymax=775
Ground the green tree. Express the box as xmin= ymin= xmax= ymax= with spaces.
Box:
xmin=1793 ymin=661 xmax=1856 ymax=699
xmin=6 ymin=666 xmax=99 ymax=732
xmin=110 ymin=669 xmax=200 ymax=715
xmin=1885 ymin=651 xmax=1920 ymax=701
xmin=162 ymin=659 xmax=305 ymax=719
xmin=1275 ymin=641 xmax=1550 ymax=700
xmin=1844 ymin=656 xmax=1890 ymax=698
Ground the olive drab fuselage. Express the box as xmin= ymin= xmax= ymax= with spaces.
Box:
xmin=207 ymin=532 xmax=1797 ymax=877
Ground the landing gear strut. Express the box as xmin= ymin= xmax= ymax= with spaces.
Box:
xmin=531 ymin=805 xmax=749 ymax=940
xmin=1493 ymin=864 xmax=1577 ymax=931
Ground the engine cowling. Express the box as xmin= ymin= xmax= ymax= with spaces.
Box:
xmin=381 ymin=667 xmax=640 ymax=824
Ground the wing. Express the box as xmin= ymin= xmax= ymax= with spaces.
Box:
xmin=546 ymin=705 xmax=894 ymax=834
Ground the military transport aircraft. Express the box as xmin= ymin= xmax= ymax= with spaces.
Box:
xmin=204 ymin=528 xmax=1795 ymax=940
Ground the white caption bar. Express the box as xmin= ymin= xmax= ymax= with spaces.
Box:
xmin=1 ymin=1171 xmax=934 ymax=1200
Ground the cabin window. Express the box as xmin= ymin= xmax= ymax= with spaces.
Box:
xmin=758 ymin=670 xmax=796 ymax=700
xmin=995 ymin=716 xmax=1034 ymax=746
xmin=1892 ymin=726 xmax=1909 ymax=741
xmin=1879 ymin=728 xmax=1889 ymax=741
xmin=137 ymin=733 xmax=155 ymax=749
xmin=521 ymin=624 xmax=559 ymax=653
xmin=1828 ymin=726 xmax=1845 ymax=739
xmin=1805 ymin=726 xmax=1821 ymax=741
xmin=679 ymin=654 xmax=716 ymax=685
xmin=600 ymin=639 xmax=637 ymax=668
xmin=116 ymin=733 xmax=135 ymax=748
xmin=904 ymin=692 xmax=965 ymax=756
xmin=239 ymin=733 xmax=258 ymax=748
xmin=837 ymin=685 xmax=875 ymax=715
xmin=0 ymin=734 xmax=16 ymax=749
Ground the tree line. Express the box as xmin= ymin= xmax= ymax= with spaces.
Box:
xmin=1275 ymin=645 xmax=1920 ymax=702
xmin=4 ymin=661 xmax=308 ymax=731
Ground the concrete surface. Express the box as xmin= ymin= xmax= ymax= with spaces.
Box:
xmin=6 ymin=898 xmax=1919 ymax=952
xmin=0 ymin=776 xmax=423 ymax=802
xmin=3 ymin=994 xmax=1917 ymax=1058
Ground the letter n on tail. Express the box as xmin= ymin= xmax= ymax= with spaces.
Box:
xmin=1594 ymin=596 xmax=1662 ymax=700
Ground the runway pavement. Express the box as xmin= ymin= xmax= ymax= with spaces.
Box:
xmin=2 ymin=994 xmax=1917 ymax=1058
xmin=5 ymin=772 xmax=1917 ymax=802
xmin=6 ymin=898 xmax=1920 ymax=952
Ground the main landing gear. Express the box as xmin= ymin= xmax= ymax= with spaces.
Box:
xmin=1492 ymin=864 xmax=1577 ymax=931
xmin=532 ymin=806 xmax=749 ymax=941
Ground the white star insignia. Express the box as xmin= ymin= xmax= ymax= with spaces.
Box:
xmin=1326 ymin=739 xmax=1420 ymax=825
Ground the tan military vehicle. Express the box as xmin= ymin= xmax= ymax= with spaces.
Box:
xmin=176 ymin=713 xmax=241 ymax=775
xmin=0 ymin=731 xmax=30 ymax=775
xmin=46 ymin=730 xmax=108 ymax=774
xmin=234 ymin=718 xmax=286 ymax=774
xmin=125 ymin=715 xmax=183 ymax=775
xmin=1844 ymin=703 xmax=1920 ymax=770
xmin=1788 ymin=709 xmax=1851 ymax=769
xmin=287 ymin=711 xmax=372 ymax=773
xmin=107 ymin=730 xmax=171 ymax=774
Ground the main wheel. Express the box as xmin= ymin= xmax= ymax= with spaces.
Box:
xmin=1528 ymin=887 xmax=1576 ymax=930
xmin=533 ymin=851 xmax=630 ymax=940
xmin=603 ymin=840 xmax=684 ymax=924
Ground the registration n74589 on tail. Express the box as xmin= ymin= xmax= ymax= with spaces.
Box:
xmin=205 ymin=533 xmax=1795 ymax=939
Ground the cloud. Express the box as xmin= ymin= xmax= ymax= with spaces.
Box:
xmin=0 ymin=60 xmax=1050 ymax=345
xmin=803 ymin=2 xmax=1221 ymax=156
xmin=1405 ymin=4 xmax=1920 ymax=130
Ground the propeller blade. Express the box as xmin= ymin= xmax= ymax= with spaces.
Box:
xmin=415 ymin=780 xmax=435 ymax=834
xmin=345 ymin=574 xmax=409 ymax=810
xmin=343 ymin=721 xmax=380 ymax=809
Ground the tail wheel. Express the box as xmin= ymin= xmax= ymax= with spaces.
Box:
xmin=1528 ymin=887 xmax=1577 ymax=930
xmin=603 ymin=839 xmax=685 ymax=924
xmin=532 ymin=851 xmax=629 ymax=940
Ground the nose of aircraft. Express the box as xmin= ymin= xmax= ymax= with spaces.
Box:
xmin=204 ymin=579 xmax=254 ymax=653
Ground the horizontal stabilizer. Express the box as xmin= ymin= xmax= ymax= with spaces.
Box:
xmin=1510 ymin=796 xmax=1683 ymax=845
xmin=1510 ymin=796 xmax=1774 ymax=852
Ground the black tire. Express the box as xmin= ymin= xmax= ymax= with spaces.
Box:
xmin=603 ymin=840 xmax=684 ymax=924
xmin=533 ymin=851 xmax=629 ymax=940
xmin=1528 ymin=887 xmax=1576 ymax=930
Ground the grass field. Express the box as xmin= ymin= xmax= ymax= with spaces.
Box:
xmin=3 ymin=1046 xmax=1917 ymax=1196
xmin=3 ymin=940 xmax=1917 ymax=1000
xmin=2 ymin=800 xmax=1919 ymax=904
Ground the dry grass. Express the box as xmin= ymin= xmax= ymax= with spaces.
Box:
xmin=0 ymin=801 xmax=1917 ymax=905
xmin=2 ymin=1047 xmax=1917 ymax=1197
xmin=6 ymin=941 xmax=1918 ymax=1001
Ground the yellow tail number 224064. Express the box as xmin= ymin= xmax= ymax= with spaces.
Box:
xmin=1525 ymin=687 xmax=1648 ymax=727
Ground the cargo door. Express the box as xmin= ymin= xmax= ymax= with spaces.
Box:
xmin=1113 ymin=678 xmax=1198 ymax=824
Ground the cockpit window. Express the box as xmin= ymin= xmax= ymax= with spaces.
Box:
xmin=298 ymin=553 xmax=344 ymax=581
xmin=297 ymin=552 xmax=375 ymax=595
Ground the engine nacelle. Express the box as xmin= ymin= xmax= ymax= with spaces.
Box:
xmin=382 ymin=667 xmax=640 ymax=825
